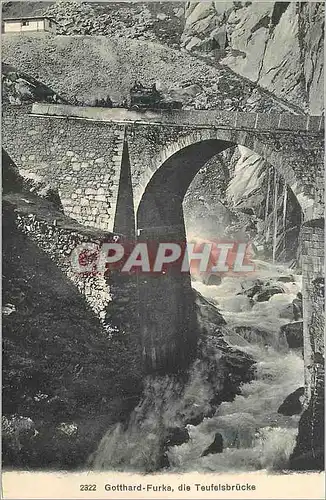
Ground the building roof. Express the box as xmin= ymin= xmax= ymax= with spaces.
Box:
xmin=3 ymin=16 xmax=58 ymax=24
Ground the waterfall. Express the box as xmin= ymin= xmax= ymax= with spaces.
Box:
xmin=272 ymin=168 xmax=279 ymax=263
xmin=264 ymin=167 xmax=271 ymax=242
xmin=282 ymin=183 xmax=288 ymax=251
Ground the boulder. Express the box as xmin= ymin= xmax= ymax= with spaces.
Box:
xmin=203 ymin=274 xmax=222 ymax=286
xmin=166 ymin=427 xmax=189 ymax=447
xmin=233 ymin=325 xmax=283 ymax=349
xmin=254 ymin=285 xmax=285 ymax=302
xmin=292 ymin=295 xmax=303 ymax=321
xmin=276 ymin=275 xmax=295 ymax=283
xmin=185 ymin=37 xmax=202 ymax=51
xmin=279 ymin=303 xmax=296 ymax=321
xmin=194 ymin=290 xmax=226 ymax=336
xmin=237 ymin=279 xmax=264 ymax=298
xmin=281 ymin=321 xmax=303 ymax=349
xmin=278 ymin=387 xmax=304 ymax=416
xmin=201 ymin=432 xmax=223 ymax=456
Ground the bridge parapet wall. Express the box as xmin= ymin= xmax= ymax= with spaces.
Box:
xmin=31 ymin=103 xmax=324 ymax=133
xmin=2 ymin=106 xmax=125 ymax=232
xmin=3 ymin=105 xmax=324 ymax=231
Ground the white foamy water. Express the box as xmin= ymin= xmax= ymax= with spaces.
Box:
xmin=194 ymin=260 xmax=302 ymax=335
xmin=167 ymin=261 xmax=304 ymax=472
xmin=92 ymin=260 xmax=303 ymax=473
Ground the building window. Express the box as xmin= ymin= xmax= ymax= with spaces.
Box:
xmin=49 ymin=21 xmax=52 ymax=27
xmin=22 ymin=20 xmax=29 ymax=26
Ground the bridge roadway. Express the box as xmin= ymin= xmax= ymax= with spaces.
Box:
xmin=31 ymin=103 xmax=324 ymax=135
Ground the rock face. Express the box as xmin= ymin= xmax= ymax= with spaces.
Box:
xmin=185 ymin=144 xmax=303 ymax=265
xmin=184 ymin=151 xmax=233 ymax=242
xmin=225 ymin=146 xmax=303 ymax=263
xmin=182 ymin=1 xmax=324 ymax=113
xmin=2 ymin=201 xmax=142 ymax=469
xmin=2 ymin=63 xmax=66 ymax=105
xmin=195 ymin=290 xmax=226 ymax=335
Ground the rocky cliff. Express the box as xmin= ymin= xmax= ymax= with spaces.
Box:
xmin=181 ymin=1 xmax=324 ymax=114
xmin=180 ymin=1 xmax=322 ymax=261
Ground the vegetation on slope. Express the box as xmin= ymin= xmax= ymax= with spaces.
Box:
xmin=2 ymin=157 xmax=142 ymax=468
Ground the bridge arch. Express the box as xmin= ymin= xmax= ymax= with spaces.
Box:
xmin=131 ymin=127 xmax=322 ymax=225
xmin=133 ymin=129 xmax=323 ymax=375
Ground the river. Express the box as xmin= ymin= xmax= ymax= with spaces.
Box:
xmin=168 ymin=259 xmax=303 ymax=472
xmin=92 ymin=259 xmax=303 ymax=473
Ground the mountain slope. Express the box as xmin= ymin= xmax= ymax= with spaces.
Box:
xmin=2 ymin=33 xmax=292 ymax=112
xmin=2 ymin=155 xmax=142 ymax=468
xmin=181 ymin=1 xmax=324 ymax=114
xmin=2 ymin=62 xmax=67 ymax=105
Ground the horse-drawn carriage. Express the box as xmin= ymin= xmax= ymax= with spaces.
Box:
xmin=129 ymin=81 xmax=182 ymax=111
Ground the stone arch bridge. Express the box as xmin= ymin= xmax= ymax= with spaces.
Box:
xmin=2 ymin=103 xmax=324 ymax=382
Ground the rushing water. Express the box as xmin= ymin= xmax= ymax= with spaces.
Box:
xmin=168 ymin=260 xmax=304 ymax=472
xmin=92 ymin=259 xmax=303 ymax=473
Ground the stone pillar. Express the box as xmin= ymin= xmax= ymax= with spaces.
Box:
xmin=290 ymin=219 xmax=324 ymax=470
xmin=301 ymin=219 xmax=324 ymax=398
xmin=113 ymin=137 xmax=136 ymax=238
xmin=137 ymin=225 xmax=198 ymax=374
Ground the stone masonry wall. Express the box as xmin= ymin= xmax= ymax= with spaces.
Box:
xmin=2 ymin=105 xmax=125 ymax=232
xmin=301 ymin=220 xmax=325 ymax=400
xmin=31 ymin=103 xmax=324 ymax=133
xmin=4 ymin=194 xmax=115 ymax=328
xmin=291 ymin=218 xmax=324 ymax=470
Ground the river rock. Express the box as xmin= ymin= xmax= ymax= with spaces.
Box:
xmin=166 ymin=427 xmax=189 ymax=447
xmin=278 ymin=387 xmax=304 ymax=416
xmin=203 ymin=274 xmax=222 ymax=286
xmin=201 ymin=432 xmax=223 ymax=456
xmin=276 ymin=275 xmax=296 ymax=283
xmin=254 ymin=285 xmax=285 ymax=302
xmin=292 ymin=295 xmax=303 ymax=321
xmin=237 ymin=278 xmax=264 ymax=298
xmin=279 ymin=302 xmax=296 ymax=321
xmin=281 ymin=321 xmax=303 ymax=349
xmin=181 ymin=1 xmax=324 ymax=113
xmin=195 ymin=290 xmax=226 ymax=336
xmin=233 ymin=325 xmax=284 ymax=349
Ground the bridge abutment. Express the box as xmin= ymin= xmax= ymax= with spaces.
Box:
xmin=290 ymin=219 xmax=324 ymax=469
